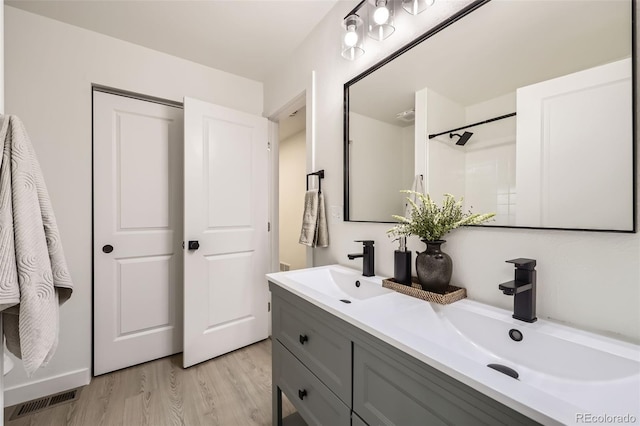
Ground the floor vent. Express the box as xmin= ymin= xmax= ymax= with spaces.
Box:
xmin=10 ymin=388 xmax=81 ymax=420
xmin=279 ymin=262 xmax=291 ymax=272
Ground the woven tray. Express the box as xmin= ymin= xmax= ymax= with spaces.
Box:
xmin=382 ymin=278 xmax=466 ymax=305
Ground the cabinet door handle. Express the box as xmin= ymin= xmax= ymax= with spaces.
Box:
xmin=299 ymin=334 xmax=308 ymax=345
xmin=298 ymin=389 xmax=307 ymax=400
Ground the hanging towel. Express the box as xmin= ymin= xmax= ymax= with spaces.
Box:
xmin=299 ymin=189 xmax=329 ymax=248
xmin=316 ymin=192 xmax=329 ymax=247
xmin=404 ymin=174 xmax=425 ymax=218
xmin=0 ymin=115 xmax=73 ymax=377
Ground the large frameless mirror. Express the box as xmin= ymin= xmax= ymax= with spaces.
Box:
xmin=344 ymin=0 xmax=636 ymax=232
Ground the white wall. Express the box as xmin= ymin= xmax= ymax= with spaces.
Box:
xmin=349 ymin=112 xmax=407 ymax=221
xmin=263 ymin=2 xmax=640 ymax=342
xmin=4 ymin=6 xmax=263 ymax=405
xmin=400 ymin=124 xmax=415 ymax=218
xmin=464 ymin=93 xmax=516 ymax=225
xmin=279 ymin=130 xmax=307 ymax=270
xmin=464 ymin=143 xmax=516 ymax=225
xmin=423 ymin=89 xmax=516 ymax=225
xmin=424 ymin=88 xmax=466 ymax=200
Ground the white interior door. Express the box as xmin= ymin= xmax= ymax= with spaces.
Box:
xmin=183 ymin=97 xmax=269 ymax=368
xmin=516 ymin=58 xmax=633 ymax=230
xmin=93 ymin=91 xmax=184 ymax=375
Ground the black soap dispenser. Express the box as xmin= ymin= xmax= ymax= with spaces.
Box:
xmin=394 ymin=237 xmax=412 ymax=286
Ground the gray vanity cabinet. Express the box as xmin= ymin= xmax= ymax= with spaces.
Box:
xmin=272 ymin=294 xmax=351 ymax=403
xmin=353 ymin=342 xmax=538 ymax=426
xmin=273 ymin=340 xmax=351 ymax=425
xmin=271 ymin=288 xmax=352 ymax=426
xmin=351 ymin=412 xmax=368 ymax=426
xmin=270 ymin=283 xmax=541 ymax=426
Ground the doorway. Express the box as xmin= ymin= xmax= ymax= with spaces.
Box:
xmin=93 ymin=88 xmax=270 ymax=375
xmin=277 ymin=107 xmax=307 ymax=272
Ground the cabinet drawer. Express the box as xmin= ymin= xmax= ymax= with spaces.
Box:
xmin=273 ymin=341 xmax=351 ymax=426
xmin=353 ymin=343 xmax=538 ymax=426
xmin=273 ymin=296 xmax=351 ymax=403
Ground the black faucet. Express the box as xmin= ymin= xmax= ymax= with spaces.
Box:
xmin=499 ymin=258 xmax=537 ymax=323
xmin=348 ymin=240 xmax=375 ymax=277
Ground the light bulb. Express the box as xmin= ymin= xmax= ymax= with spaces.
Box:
xmin=373 ymin=5 xmax=390 ymax=25
xmin=402 ymin=0 xmax=435 ymax=15
xmin=344 ymin=26 xmax=358 ymax=47
xmin=407 ymin=0 xmax=420 ymax=15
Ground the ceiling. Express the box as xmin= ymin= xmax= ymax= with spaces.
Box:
xmin=279 ymin=106 xmax=306 ymax=141
xmin=5 ymin=0 xmax=340 ymax=82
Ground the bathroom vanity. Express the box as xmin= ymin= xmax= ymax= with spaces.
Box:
xmin=270 ymin=284 xmax=536 ymax=425
xmin=268 ymin=265 xmax=640 ymax=426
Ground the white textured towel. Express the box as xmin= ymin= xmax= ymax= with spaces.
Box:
xmin=299 ymin=189 xmax=329 ymax=248
xmin=404 ymin=174 xmax=425 ymax=218
xmin=0 ymin=115 xmax=73 ymax=376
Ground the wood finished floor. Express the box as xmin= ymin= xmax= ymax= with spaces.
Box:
xmin=5 ymin=338 xmax=296 ymax=426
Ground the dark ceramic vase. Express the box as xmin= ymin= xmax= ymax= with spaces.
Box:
xmin=415 ymin=239 xmax=452 ymax=294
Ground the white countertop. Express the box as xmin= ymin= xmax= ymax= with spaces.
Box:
xmin=267 ymin=264 xmax=640 ymax=426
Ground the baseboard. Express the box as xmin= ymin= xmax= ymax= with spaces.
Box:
xmin=4 ymin=368 xmax=91 ymax=407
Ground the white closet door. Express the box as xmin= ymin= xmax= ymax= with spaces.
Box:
xmin=515 ymin=58 xmax=633 ymax=230
xmin=183 ymin=97 xmax=269 ymax=368
xmin=93 ymin=91 xmax=184 ymax=375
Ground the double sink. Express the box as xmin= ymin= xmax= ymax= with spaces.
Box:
xmin=269 ymin=264 xmax=640 ymax=424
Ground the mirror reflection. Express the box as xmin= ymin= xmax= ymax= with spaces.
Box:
xmin=345 ymin=0 xmax=634 ymax=231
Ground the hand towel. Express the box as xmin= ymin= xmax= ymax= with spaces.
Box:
xmin=316 ymin=192 xmax=329 ymax=248
xmin=404 ymin=174 xmax=425 ymax=218
xmin=299 ymin=189 xmax=329 ymax=248
xmin=0 ymin=115 xmax=73 ymax=377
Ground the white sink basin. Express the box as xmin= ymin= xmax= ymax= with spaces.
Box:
xmin=436 ymin=302 xmax=639 ymax=382
xmin=283 ymin=266 xmax=392 ymax=301
xmin=393 ymin=299 xmax=640 ymax=417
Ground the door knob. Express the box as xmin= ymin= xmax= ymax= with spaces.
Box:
xmin=299 ymin=334 xmax=308 ymax=345
xmin=102 ymin=244 xmax=114 ymax=254
xmin=298 ymin=389 xmax=307 ymax=400
xmin=188 ymin=240 xmax=200 ymax=250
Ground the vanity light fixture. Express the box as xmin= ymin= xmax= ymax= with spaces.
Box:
xmin=402 ymin=0 xmax=435 ymax=15
xmin=341 ymin=0 xmax=437 ymax=60
xmin=368 ymin=0 xmax=395 ymax=41
xmin=450 ymin=131 xmax=473 ymax=146
xmin=342 ymin=14 xmax=365 ymax=60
